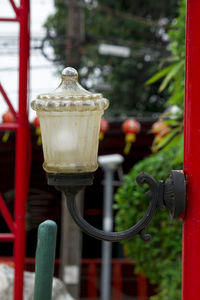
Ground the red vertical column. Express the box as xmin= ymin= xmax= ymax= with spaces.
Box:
xmin=87 ymin=262 xmax=98 ymax=299
xmin=112 ymin=263 xmax=122 ymax=300
xmin=14 ymin=0 xmax=30 ymax=299
xmin=137 ymin=274 xmax=147 ymax=300
xmin=183 ymin=1 xmax=200 ymax=299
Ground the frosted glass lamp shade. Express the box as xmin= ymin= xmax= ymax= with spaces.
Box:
xmin=38 ymin=111 xmax=103 ymax=173
xmin=31 ymin=67 xmax=109 ymax=174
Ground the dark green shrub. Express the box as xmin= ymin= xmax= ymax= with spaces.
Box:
xmin=115 ymin=148 xmax=182 ymax=299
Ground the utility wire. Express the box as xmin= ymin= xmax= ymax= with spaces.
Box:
xmin=0 ymin=65 xmax=55 ymax=71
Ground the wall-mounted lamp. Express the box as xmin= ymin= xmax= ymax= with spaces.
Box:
xmin=31 ymin=67 xmax=186 ymax=242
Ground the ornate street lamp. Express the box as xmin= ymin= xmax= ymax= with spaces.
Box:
xmin=31 ymin=67 xmax=186 ymax=242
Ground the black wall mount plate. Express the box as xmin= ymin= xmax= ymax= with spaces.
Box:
xmin=164 ymin=170 xmax=186 ymax=219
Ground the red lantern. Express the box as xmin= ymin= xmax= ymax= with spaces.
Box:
xmin=2 ymin=110 xmax=16 ymax=123
xmin=33 ymin=115 xmax=40 ymax=128
xmin=122 ymin=118 xmax=141 ymax=154
xmin=1 ymin=110 xmax=16 ymax=142
xmin=33 ymin=115 xmax=42 ymax=145
xmin=99 ymin=118 xmax=109 ymax=141
xmin=151 ymin=121 xmax=170 ymax=137
xmin=151 ymin=121 xmax=170 ymax=153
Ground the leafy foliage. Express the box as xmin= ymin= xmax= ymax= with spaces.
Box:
xmin=146 ymin=0 xmax=186 ymax=159
xmin=44 ymin=0 xmax=180 ymax=115
xmin=115 ymin=149 xmax=182 ymax=299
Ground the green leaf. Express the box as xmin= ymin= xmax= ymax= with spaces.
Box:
xmin=166 ymin=90 xmax=184 ymax=105
xmin=172 ymin=134 xmax=184 ymax=163
xmin=162 ymin=133 xmax=183 ymax=153
xmin=157 ymin=128 xmax=180 ymax=150
xmin=145 ymin=64 xmax=177 ymax=85
xmin=164 ymin=119 xmax=180 ymax=126
xmin=159 ymin=60 xmax=184 ymax=92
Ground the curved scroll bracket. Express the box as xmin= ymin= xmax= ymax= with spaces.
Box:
xmin=47 ymin=170 xmax=186 ymax=242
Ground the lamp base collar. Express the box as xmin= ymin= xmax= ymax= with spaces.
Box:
xmin=47 ymin=172 xmax=94 ymax=187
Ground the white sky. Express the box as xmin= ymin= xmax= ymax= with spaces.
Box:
xmin=0 ymin=0 xmax=59 ymax=121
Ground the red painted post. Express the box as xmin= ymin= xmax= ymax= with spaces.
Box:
xmin=87 ymin=262 xmax=98 ymax=299
xmin=183 ymin=1 xmax=200 ymax=299
xmin=13 ymin=0 xmax=30 ymax=299
xmin=112 ymin=262 xmax=122 ymax=300
xmin=137 ymin=274 xmax=147 ymax=300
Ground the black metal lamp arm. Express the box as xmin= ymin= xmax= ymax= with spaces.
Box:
xmin=65 ymin=173 xmax=161 ymax=242
xmin=48 ymin=170 xmax=186 ymax=242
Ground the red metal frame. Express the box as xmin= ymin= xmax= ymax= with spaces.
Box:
xmin=0 ymin=84 xmax=17 ymax=119
xmin=0 ymin=194 xmax=16 ymax=233
xmin=0 ymin=1 xmax=30 ymax=300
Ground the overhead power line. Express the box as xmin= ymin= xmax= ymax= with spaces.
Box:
xmin=0 ymin=65 xmax=55 ymax=72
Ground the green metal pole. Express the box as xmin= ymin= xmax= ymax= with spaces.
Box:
xmin=34 ymin=220 xmax=57 ymax=300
